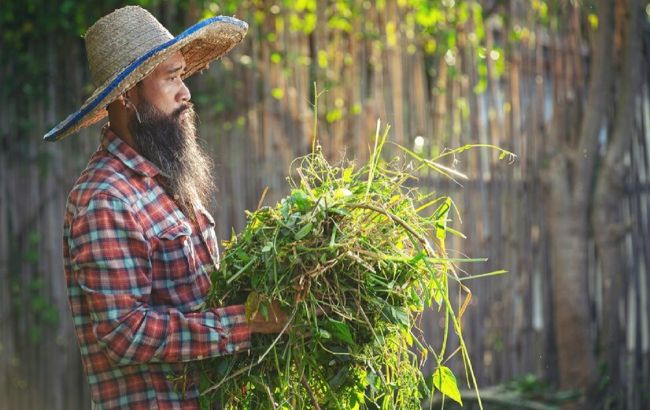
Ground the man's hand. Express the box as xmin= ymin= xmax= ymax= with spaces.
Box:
xmin=248 ymin=300 xmax=288 ymax=334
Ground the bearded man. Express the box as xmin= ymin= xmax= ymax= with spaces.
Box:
xmin=44 ymin=6 xmax=285 ymax=410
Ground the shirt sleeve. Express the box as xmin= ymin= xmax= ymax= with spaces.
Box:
xmin=68 ymin=193 xmax=251 ymax=366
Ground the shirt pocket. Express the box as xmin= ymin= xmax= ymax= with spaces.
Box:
xmin=152 ymin=221 xmax=199 ymax=284
xmin=151 ymin=221 xmax=210 ymax=310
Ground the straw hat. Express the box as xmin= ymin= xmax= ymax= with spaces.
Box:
xmin=43 ymin=6 xmax=247 ymax=142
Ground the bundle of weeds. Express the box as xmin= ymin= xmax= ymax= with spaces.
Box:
xmin=194 ymin=124 xmax=513 ymax=410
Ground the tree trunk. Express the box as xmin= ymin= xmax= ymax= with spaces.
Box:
xmin=547 ymin=153 xmax=598 ymax=409
xmin=593 ymin=0 xmax=643 ymax=405
xmin=544 ymin=0 xmax=626 ymax=406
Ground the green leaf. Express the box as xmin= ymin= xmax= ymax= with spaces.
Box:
xmin=290 ymin=189 xmax=311 ymax=211
xmin=259 ymin=302 xmax=269 ymax=320
xmin=435 ymin=198 xmax=452 ymax=241
xmin=409 ymin=250 xmax=426 ymax=264
xmin=409 ymin=286 xmax=422 ymax=307
xmin=327 ymin=207 xmax=350 ymax=216
xmin=244 ymin=291 xmax=259 ymax=321
xmin=432 ymin=275 xmax=448 ymax=308
xmin=317 ymin=328 xmax=332 ymax=339
xmin=432 ymin=366 xmax=462 ymax=405
xmin=295 ymin=222 xmax=313 ymax=240
xmin=236 ymin=249 xmax=250 ymax=262
xmin=382 ymin=305 xmax=410 ymax=327
xmin=325 ymin=319 xmax=355 ymax=346
xmin=333 ymin=187 xmax=352 ymax=199
xmin=366 ymin=371 xmax=379 ymax=393
xmin=342 ymin=166 xmax=354 ymax=182
xmin=328 ymin=225 xmax=337 ymax=248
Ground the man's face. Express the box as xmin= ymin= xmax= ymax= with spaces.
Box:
xmin=131 ymin=52 xmax=191 ymax=118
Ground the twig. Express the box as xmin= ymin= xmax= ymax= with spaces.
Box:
xmin=257 ymin=308 xmax=297 ymax=364
xmin=301 ymin=375 xmax=322 ymax=410
xmin=349 ymin=203 xmax=435 ymax=256
xmin=201 ymin=361 xmax=259 ymax=396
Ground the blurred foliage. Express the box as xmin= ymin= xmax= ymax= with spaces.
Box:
xmin=7 ymin=230 xmax=60 ymax=345
xmin=1 ymin=0 xmax=568 ymax=145
xmin=1 ymin=0 xmax=183 ymax=101
xmin=505 ymin=373 xmax=581 ymax=405
xmin=0 ymin=0 xmax=532 ymax=105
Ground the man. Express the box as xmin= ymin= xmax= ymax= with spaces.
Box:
xmin=44 ymin=6 xmax=285 ymax=410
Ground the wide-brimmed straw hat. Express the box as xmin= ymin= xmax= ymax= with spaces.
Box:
xmin=43 ymin=6 xmax=247 ymax=142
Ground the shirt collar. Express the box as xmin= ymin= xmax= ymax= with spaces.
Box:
xmin=101 ymin=125 xmax=161 ymax=178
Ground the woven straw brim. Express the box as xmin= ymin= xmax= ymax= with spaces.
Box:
xmin=44 ymin=16 xmax=247 ymax=142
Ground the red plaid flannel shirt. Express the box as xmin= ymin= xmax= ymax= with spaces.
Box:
xmin=64 ymin=126 xmax=250 ymax=409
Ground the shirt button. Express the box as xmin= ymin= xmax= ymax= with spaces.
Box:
xmin=197 ymin=354 xmax=203 ymax=360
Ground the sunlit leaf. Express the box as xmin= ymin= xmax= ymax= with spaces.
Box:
xmin=432 ymin=366 xmax=463 ymax=405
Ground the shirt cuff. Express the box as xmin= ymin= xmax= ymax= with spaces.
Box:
xmin=212 ymin=304 xmax=251 ymax=354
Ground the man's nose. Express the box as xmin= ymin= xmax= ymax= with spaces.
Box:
xmin=178 ymin=80 xmax=191 ymax=103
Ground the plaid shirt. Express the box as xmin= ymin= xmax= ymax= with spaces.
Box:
xmin=64 ymin=126 xmax=251 ymax=410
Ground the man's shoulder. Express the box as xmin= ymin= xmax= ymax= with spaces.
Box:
xmin=67 ymin=150 xmax=138 ymax=211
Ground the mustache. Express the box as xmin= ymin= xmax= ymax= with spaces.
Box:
xmin=173 ymin=102 xmax=193 ymax=118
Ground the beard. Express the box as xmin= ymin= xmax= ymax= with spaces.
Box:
xmin=128 ymin=98 xmax=215 ymax=219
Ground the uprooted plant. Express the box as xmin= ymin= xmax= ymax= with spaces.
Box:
xmin=191 ymin=120 xmax=513 ymax=409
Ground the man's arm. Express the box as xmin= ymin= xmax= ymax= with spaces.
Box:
xmin=68 ymin=193 xmax=251 ymax=365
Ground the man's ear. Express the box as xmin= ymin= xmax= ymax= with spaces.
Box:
xmin=120 ymin=88 xmax=138 ymax=106
xmin=107 ymin=94 xmax=129 ymax=114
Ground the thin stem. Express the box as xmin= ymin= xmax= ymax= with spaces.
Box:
xmin=301 ymin=375 xmax=321 ymax=410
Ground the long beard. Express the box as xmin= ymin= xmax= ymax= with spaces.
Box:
xmin=128 ymin=99 xmax=215 ymax=219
